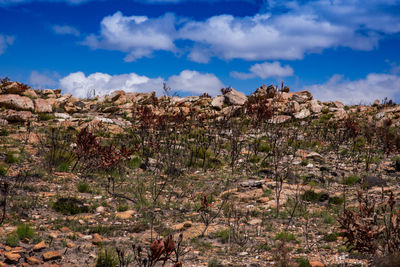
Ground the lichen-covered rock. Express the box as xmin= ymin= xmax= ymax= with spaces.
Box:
xmin=0 ymin=94 xmax=34 ymax=111
xmin=34 ymin=98 xmax=52 ymax=113
xmin=224 ymin=88 xmax=247 ymax=105
xmin=211 ymin=95 xmax=224 ymax=110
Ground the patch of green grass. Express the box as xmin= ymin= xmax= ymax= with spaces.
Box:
xmin=329 ymin=196 xmax=344 ymax=205
xmin=300 ymin=159 xmax=309 ymax=166
xmin=324 ymin=232 xmax=338 ymax=242
xmin=5 ymin=232 xmax=19 ymax=247
xmin=38 ymin=113 xmax=55 ymax=121
xmin=208 ymin=258 xmax=220 ymax=267
xmin=53 ymin=197 xmax=88 ymax=215
xmin=214 ymin=228 xmax=230 ymax=244
xmin=5 ymin=152 xmax=20 ymax=163
xmin=274 ymin=231 xmax=296 ymax=242
xmin=297 ymin=257 xmax=311 ymax=267
xmin=0 ymin=164 xmax=7 ymax=175
xmin=191 ymin=238 xmax=213 ymax=251
xmin=58 ymin=162 xmax=70 ymax=172
xmin=96 ymin=248 xmax=118 ymax=267
xmin=77 ymin=182 xmax=90 ymax=193
xmin=341 ymin=174 xmax=360 ymax=186
xmin=127 ymin=156 xmax=141 ymax=169
xmin=117 ymin=204 xmax=129 ymax=212
xmin=16 ymin=224 xmax=35 ymax=240
xmin=302 ymin=190 xmax=324 ymax=202
xmin=0 ymin=128 xmax=9 ymax=136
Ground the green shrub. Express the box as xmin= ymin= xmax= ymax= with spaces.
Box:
xmin=16 ymin=224 xmax=35 ymax=240
xmin=0 ymin=128 xmax=9 ymax=136
xmin=214 ymin=228 xmax=230 ymax=244
xmin=5 ymin=152 xmax=20 ymax=163
xmin=127 ymin=157 xmax=141 ymax=169
xmin=53 ymin=197 xmax=88 ymax=215
xmin=0 ymin=164 xmax=7 ymax=176
xmin=38 ymin=113 xmax=55 ymax=121
xmin=5 ymin=232 xmax=19 ymax=247
xmin=341 ymin=174 xmax=360 ymax=186
xmin=58 ymin=162 xmax=70 ymax=172
xmin=274 ymin=231 xmax=296 ymax=242
xmin=208 ymin=258 xmax=220 ymax=267
xmin=96 ymin=249 xmax=118 ymax=267
xmin=302 ymin=190 xmax=326 ymax=202
xmin=329 ymin=196 xmax=344 ymax=205
xmin=117 ymin=204 xmax=129 ymax=212
xmin=324 ymin=232 xmax=338 ymax=242
xmin=300 ymin=159 xmax=309 ymax=166
xmin=297 ymin=257 xmax=311 ymax=267
xmin=77 ymin=182 xmax=90 ymax=193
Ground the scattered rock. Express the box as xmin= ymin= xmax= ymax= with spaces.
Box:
xmin=294 ymin=109 xmax=311 ymax=119
xmin=27 ymin=256 xmax=41 ymax=265
xmin=43 ymin=251 xmax=62 ymax=261
xmin=92 ymin=233 xmax=102 ymax=245
xmin=115 ymin=210 xmax=135 ymax=219
xmin=33 ymin=240 xmax=47 ymax=251
xmin=4 ymin=252 xmax=20 ymax=263
xmin=0 ymin=94 xmax=34 ymax=111
xmin=240 ymin=180 xmax=266 ymax=188
xmin=34 ymin=98 xmax=53 ymax=113
xmin=211 ymin=95 xmax=224 ymax=110
xmin=224 ymin=88 xmax=247 ymax=105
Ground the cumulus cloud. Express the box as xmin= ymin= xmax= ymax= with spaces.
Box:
xmin=0 ymin=34 xmax=14 ymax=55
xmin=167 ymin=70 xmax=224 ymax=95
xmin=59 ymin=70 xmax=223 ymax=97
xmin=52 ymin=25 xmax=80 ymax=36
xmin=231 ymin=61 xmax=294 ymax=79
xmin=82 ymin=11 xmax=177 ymax=61
xmin=29 ymin=71 xmax=60 ymax=88
xmin=83 ymin=1 xmax=397 ymax=63
xmin=304 ymin=73 xmax=400 ymax=105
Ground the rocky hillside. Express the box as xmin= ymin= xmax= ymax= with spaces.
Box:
xmin=1 ymin=79 xmax=400 ymax=267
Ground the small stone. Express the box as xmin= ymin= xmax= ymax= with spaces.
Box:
xmin=115 ymin=210 xmax=135 ymax=219
xmin=309 ymin=261 xmax=324 ymax=267
xmin=27 ymin=256 xmax=41 ymax=265
xmin=92 ymin=233 xmax=102 ymax=245
xmin=43 ymin=250 xmax=62 ymax=261
xmin=0 ymin=262 xmax=6 ymax=267
xmin=96 ymin=206 xmax=105 ymax=213
xmin=49 ymin=232 xmax=58 ymax=239
xmin=66 ymin=242 xmax=75 ymax=248
xmin=4 ymin=252 xmax=21 ymax=263
xmin=60 ymin=227 xmax=71 ymax=233
xmin=33 ymin=240 xmax=47 ymax=251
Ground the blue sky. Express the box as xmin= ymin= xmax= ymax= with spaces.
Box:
xmin=0 ymin=0 xmax=400 ymax=103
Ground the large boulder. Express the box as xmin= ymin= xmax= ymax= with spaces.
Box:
xmin=34 ymin=99 xmax=53 ymax=113
xmin=290 ymin=91 xmax=313 ymax=104
xmin=223 ymin=88 xmax=247 ymax=105
xmin=211 ymin=95 xmax=225 ymax=110
xmin=2 ymin=110 xmax=34 ymax=122
xmin=1 ymin=81 xmax=29 ymax=95
xmin=309 ymin=99 xmax=323 ymax=113
xmin=252 ymin=84 xmax=276 ymax=98
xmin=285 ymin=101 xmax=300 ymax=114
xmin=294 ymin=109 xmax=311 ymax=119
xmin=0 ymin=94 xmax=34 ymax=111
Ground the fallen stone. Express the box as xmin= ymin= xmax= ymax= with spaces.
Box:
xmin=224 ymin=88 xmax=247 ymax=105
xmin=34 ymin=98 xmax=53 ymax=113
xmin=115 ymin=210 xmax=135 ymax=219
xmin=33 ymin=240 xmax=47 ymax=251
xmin=0 ymin=94 xmax=34 ymax=111
xmin=211 ymin=95 xmax=224 ymax=110
xmin=43 ymin=251 xmax=62 ymax=261
xmin=294 ymin=109 xmax=311 ymax=119
xmin=4 ymin=252 xmax=21 ymax=263
xmin=92 ymin=233 xmax=102 ymax=245
xmin=26 ymin=256 xmax=41 ymax=265
xmin=240 ymin=180 xmax=266 ymax=188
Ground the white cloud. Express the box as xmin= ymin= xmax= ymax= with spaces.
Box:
xmin=167 ymin=70 xmax=224 ymax=95
xmin=304 ymin=73 xmax=400 ymax=105
xmin=59 ymin=70 xmax=224 ymax=97
xmin=52 ymin=25 xmax=80 ymax=36
xmin=179 ymin=13 xmax=376 ymax=62
xmin=0 ymin=34 xmax=14 ymax=55
xmin=82 ymin=11 xmax=177 ymax=61
xmin=231 ymin=61 xmax=294 ymax=79
xmin=29 ymin=71 xmax=59 ymax=88
xmin=59 ymin=72 xmax=164 ymax=98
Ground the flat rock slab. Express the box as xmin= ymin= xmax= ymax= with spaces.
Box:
xmin=43 ymin=250 xmax=62 ymax=261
